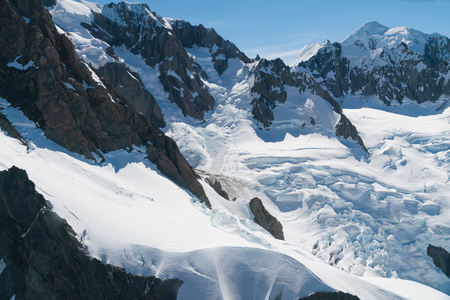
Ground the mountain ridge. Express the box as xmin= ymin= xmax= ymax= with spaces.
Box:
xmin=291 ymin=21 xmax=450 ymax=105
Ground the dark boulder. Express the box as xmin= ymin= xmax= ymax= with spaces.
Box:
xmin=0 ymin=166 xmax=183 ymax=300
xmin=427 ymin=244 xmax=450 ymax=277
xmin=249 ymin=197 xmax=284 ymax=240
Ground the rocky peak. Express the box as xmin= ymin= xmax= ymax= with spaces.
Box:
xmin=342 ymin=21 xmax=390 ymax=48
xmin=170 ymin=19 xmax=251 ymax=74
xmin=424 ymin=36 xmax=450 ymax=69
xmin=79 ymin=1 xmax=215 ymax=121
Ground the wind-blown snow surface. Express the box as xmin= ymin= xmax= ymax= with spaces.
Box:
xmin=14 ymin=0 xmax=447 ymax=297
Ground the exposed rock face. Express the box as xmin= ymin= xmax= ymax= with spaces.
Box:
xmin=0 ymin=166 xmax=183 ymax=299
xmin=0 ymin=0 xmax=149 ymax=160
xmin=427 ymin=245 xmax=450 ymax=277
xmin=146 ymin=135 xmax=211 ymax=208
xmin=250 ymin=58 xmax=292 ymax=128
xmin=0 ymin=112 xmax=26 ymax=145
xmin=0 ymin=0 xmax=210 ymax=207
xmin=170 ymin=19 xmax=251 ymax=75
xmin=206 ymin=177 xmax=229 ymax=200
xmin=294 ymin=28 xmax=450 ymax=105
xmin=82 ymin=2 xmax=215 ymax=120
xmin=249 ymin=197 xmax=284 ymax=240
xmin=97 ymin=62 xmax=165 ymax=128
xmin=298 ymin=291 xmax=360 ymax=300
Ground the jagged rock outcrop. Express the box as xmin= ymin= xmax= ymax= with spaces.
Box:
xmin=250 ymin=58 xmax=293 ymax=128
xmin=0 ymin=0 xmax=210 ymax=208
xmin=146 ymin=135 xmax=211 ymax=208
xmin=299 ymin=291 xmax=360 ymax=300
xmin=206 ymin=177 xmax=229 ymax=200
xmin=170 ymin=19 xmax=251 ymax=75
xmin=427 ymin=245 xmax=450 ymax=277
xmin=249 ymin=58 xmax=368 ymax=151
xmin=97 ymin=62 xmax=165 ymax=128
xmin=81 ymin=2 xmax=215 ymax=120
xmin=249 ymin=197 xmax=284 ymax=240
xmin=293 ymin=22 xmax=450 ymax=105
xmin=0 ymin=166 xmax=183 ymax=299
xmin=0 ymin=112 xmax=26 ymax=145
xmin=311 ymin=83 xmax=368 ymax=152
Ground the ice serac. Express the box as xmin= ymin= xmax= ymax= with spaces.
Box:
xmin=0 ymin=166 xmax=183 ymax=300
xmin=427 ymin=245 xmax=450 ymax=277
xmin=293 ymin=21 xmax=450 ymax=105
xmin=169 ymin=19 xmax=252 ymax=75
xmin=249 ymin=197 xmax=284 ymax=240
xmin=0 ymin=0 xmax=210 ymax=207
xmin=82 ymin=2 xmax=215 ymax=120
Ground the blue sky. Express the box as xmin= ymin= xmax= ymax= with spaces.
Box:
xmin=98 ymin=0 xmax=450 ymax=64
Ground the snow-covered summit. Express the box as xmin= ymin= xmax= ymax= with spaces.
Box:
xmin=291 ymin=21 xmax=450 ymax=105
xmin=342 ymin=21 xmax=443 ymax=54
xmin=101 ymin=1 xmax=171 ymax=29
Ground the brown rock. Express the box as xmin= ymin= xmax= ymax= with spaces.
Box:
xmin=249 ymin=197 xmax=284 ymax=240
xmin=427 ymin=244 xmax=450 ymax=277
xmin=98 ymin=62 xmax=165 ymax=128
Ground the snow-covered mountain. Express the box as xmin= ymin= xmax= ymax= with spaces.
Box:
xmin=291 ymin=21 xmax=450 ymax=105
xmin=1 ymin=0 xmax=449 ymax=299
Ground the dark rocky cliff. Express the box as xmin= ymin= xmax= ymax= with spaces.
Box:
xmin=0 ymin=0 xmax=210 ymax=208
xmin=0 ymin=166 xmax=183 ymax=300
xmin=82 ymin=2 xmax=215 ymax=120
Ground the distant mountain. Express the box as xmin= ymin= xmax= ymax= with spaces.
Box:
xmin=291 ymin=21 xmax=450 ymax=105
